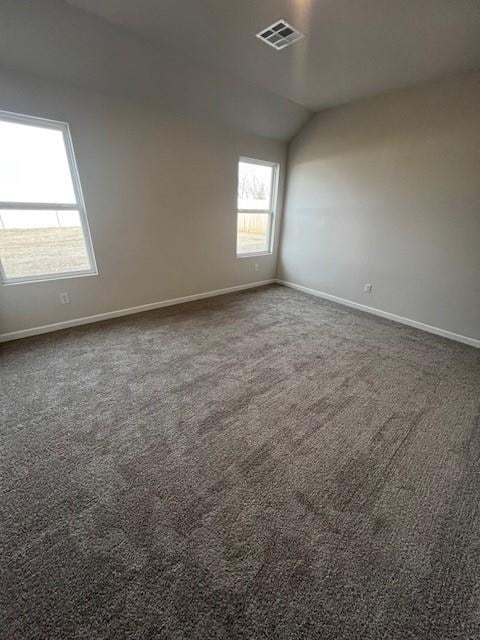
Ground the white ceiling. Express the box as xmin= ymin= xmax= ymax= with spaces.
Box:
xmin=68 ymin=0 xmax=480 ymax=111
xmin=1 ymin=1 xmax=479 ymax=140
xmin=0 ymin=0 xmax=310 ymax=140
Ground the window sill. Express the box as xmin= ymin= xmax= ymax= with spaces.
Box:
xmin=236 ymin=251 xmax=272 ymax=259
xmin=2 ymin=270 xmax=98 ymax=286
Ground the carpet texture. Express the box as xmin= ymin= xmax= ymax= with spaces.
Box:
xmin=1 ymin=284 xmax=479 ymax=639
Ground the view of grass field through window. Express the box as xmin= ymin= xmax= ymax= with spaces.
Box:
xmin=0 ymin=211 xmax=90 ymax=279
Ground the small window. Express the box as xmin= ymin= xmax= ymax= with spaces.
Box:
xmin=0 ymin=111 xmax=97 ymax=284
xmin=237 ymin=157 xmax=278 ymax=256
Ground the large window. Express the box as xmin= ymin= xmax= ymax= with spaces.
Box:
xmin=0 ymin=111 xmax=96 ymax=284
xmin=237 ymin=157 xmax=278 ymax=256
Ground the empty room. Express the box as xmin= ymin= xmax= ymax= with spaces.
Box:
xmin=1 ymin=1 xmax=480 ymax=638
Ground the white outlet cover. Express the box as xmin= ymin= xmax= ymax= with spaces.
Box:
xmin=364 ymin=283 xmax=372 ymax=293
xmin=59 ymin=292 xmax=70 ymax=304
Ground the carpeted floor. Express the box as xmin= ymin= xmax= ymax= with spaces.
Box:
xmin=1 ymin=284 xmax=479 ymax=639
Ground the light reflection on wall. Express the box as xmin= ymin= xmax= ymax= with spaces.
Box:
xmin=290 ymin=0 xmax=314 ymax=96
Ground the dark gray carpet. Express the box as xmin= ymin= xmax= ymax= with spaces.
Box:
xmin=1 ymin=284 xmax=480 ymax=639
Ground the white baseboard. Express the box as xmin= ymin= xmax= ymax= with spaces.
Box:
xmin=0 ymin=280 xmax=275 ymax=343
xmin=276 ymin=279 xmax=480 ymax=349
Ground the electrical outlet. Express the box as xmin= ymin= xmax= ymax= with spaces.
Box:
xmin=59 ymin=292 xmax=70 ymax=304
xmin=364 ymin=283 xmax=372 ymax=294
xmin=254 ymin=263 xmax=260 ymax=272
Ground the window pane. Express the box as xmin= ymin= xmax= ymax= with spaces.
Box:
xmin=238 ymin=161 xmax=273 ymax=210
xmin=237 ymin=213 xmax=270 ymax=254
xmin=0 ymin=119 xmax=76 ymax=204
xmin=0 ymin=210 xmax=91 ymax=280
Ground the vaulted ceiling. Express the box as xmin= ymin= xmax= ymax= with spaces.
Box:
xmin=0 ymin=0 xmax=310 ymax=140
xmin=1 ymin=1 xmax=479 ymax=140
xmin=67 ymin=0 xmax=480 ymax=110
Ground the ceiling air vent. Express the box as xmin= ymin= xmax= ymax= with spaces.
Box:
xmin=256 ymin=20 xmax=304 ymax=50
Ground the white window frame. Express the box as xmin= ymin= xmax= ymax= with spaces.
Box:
xmin=0 ymin=110 xmax=97 ymax=285
xmin=236 ymin=156 xmax=279 ymax=258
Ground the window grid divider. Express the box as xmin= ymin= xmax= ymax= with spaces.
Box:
xmin=0 ymin=202 xmax=80 ymax=210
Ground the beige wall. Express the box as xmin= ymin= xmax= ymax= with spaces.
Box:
xmin=0 ymin=70 xmax=285 ymax=335
xmin=278 ymin=71 xmax=480 ymax=341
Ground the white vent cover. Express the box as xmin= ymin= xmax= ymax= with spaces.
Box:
xmin=256 ymin=20 xmax=304 ymax=50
